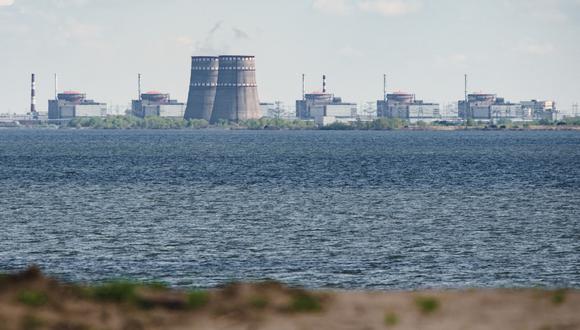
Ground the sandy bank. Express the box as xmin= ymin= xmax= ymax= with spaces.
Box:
xmin=0 ymin=267 xmax=578 ymax=330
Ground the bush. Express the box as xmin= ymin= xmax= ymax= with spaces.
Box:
xmin=187 ymin=290 xmax=209 ymax=309
xmin=563 ymin=117 xmax=580 ymax=126
xmin=552 ymin=289 xmax=567 ymax=305
xmin=415 ymin=296 xmax=439 ymax=314
xmin=384 ymin=312 xmax=399 ymax=326
xmin=187 ymin=119 xmax=209 ymax=129
xmin=320 ymin=122 xmax=354 ymax=130
xmin=537 ymin=119 xmax=553 ymax=126
xmin=289 ymin=292 xmax=322 ymax=312
xmin=17 ymin=290 xmax=48 ymax=307
xmin=91 ymin=281 xmax=137 ymax=302
xmin=250 ymin=296 xmax=269 ymax=309
xmin=372 ymin=118 xmax=406 ymax=130
xmin=238 ymin=118 xmax=316 ymax=130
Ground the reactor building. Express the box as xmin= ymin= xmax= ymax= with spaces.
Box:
xmin=458 ymin=94 xmax=544 ymax=122
xmin=521 ymin=100 xmax=558 ymax=121
xmin=296 ymin=75 xmax=358 ymax=125
xmin=48 ymin=91 xmax=107 ymax=120
xmin=131 ymin=91 xmax=185 ymax=118
xmin=184 ymin=55 xmax=261 ymax=123
xmin=377 ymin=92 xmax=441 ymax=123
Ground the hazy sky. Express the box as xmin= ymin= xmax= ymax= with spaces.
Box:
xmin=1 ymin=0 xmax=579 ymax=114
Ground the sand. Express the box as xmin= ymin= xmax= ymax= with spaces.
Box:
xmin=0 ymin=267 xmax=578 ymax=330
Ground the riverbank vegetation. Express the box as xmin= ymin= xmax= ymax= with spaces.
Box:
xmin=21 ymin=115 xmax=580 ymax=131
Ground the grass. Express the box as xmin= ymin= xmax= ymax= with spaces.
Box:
xmin=144 ymin=281 xmax=169 ymax=291
xmin=289 ymin=292 xmax=322 ymax=312
xmin=250 ymin=296 xmax=269 ymax=309
xmin=91 ymin=281 xmax=138 ymax=303
xmin=20 ymin=315 xmax=44 ymax=330
xmin=384 ymin=312 xmax=399 ymax=326
xmin=17 ymin=290 xmax=48 ymax=307
xmin=187 ymin=290 xmax=209 ymax=310
xmin=415 ymin=296 xmax=440 ymax=314
xmin=552 ymin=290 xmax=567 ymax=305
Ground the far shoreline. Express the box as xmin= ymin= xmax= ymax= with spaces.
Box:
xmin=2 ymin=125 xmax=580 ymax=132
xmin=2 ymin=116 xmax=580 ymax=131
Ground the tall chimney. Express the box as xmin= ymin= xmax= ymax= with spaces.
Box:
xmin=138 ymin=73 xmax=142 ymax=101
xmin=383 ymin=74 xmax=387 ymax=102
xmin=464 ymin=74 xmax=468 ymax=103
xmin=54 ymin=73 xmax=58 ymax=100
xmin=322 ymin=75 xmax=326 ymax=93
xmin=302 ymin=73 xmax=305 ymax=101
xmin=30 ymin=73 xmax=36 ymax=115
xmin=464 ymin=74 xmax=468 ymax=120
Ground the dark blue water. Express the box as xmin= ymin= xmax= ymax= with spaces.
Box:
xmin=1 ymin=129 xmax=579 ymax=289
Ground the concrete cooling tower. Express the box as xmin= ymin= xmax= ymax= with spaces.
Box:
xmin=184 ymin=56 xmax=219 ymax=121
xmin=210 ymin=55 xmax=261 ymax=123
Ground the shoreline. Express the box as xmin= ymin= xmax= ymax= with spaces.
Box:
xmin=2 ymin=125 xmax=580 ymax=132
xmin=1 ymin=267 xmax=579 ymax=329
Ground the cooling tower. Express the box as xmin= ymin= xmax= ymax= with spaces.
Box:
xmin=184 ymin=56 xmax=219 ymax=121
xmin=210 ymin=56 xmax=260 ymax=123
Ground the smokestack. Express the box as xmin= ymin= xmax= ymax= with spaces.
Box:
xmin=322 ymin=75 xmax=326 ymax=93
xmin=383 ymin=74 xmax=387 ymax=102
xmin=464 ymin=74 xmax=468 ymax=103
xmin=30 ymin=73 xmax=36 ymax=115
xmin=302 ymin=73 xmax=305 ymax=101
xmin=54 ymin=74 xmax=58 ymax=100
xmin=138 ymin=73 xmax=142 ymax=101
xmin=464 ymin=74 xmax=469 ymax=121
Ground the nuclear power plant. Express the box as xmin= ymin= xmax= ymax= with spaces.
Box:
xmin=185 ymin=55 xmax=261 ymax=123
xmin=10 ymin=67 xmax=571 ymax=126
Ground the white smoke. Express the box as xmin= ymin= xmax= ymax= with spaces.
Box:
xmin=0 ymin=0 xmax=15 ymax=7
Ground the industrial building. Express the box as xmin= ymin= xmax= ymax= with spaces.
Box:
xmin=459 ymin=93 xmax=496 ymax=120
xmin=521 ymin=100 xmax=558 ymax=121
xmin=131 ymin=92 xmax=185 ymax=118
xmin=457 ymin=94 xmax=555 ymax=122
xmin=377 ymin=92 xmax=441 ymax=123
xmin=296 ymin=75 xmax=358 ymax=125
xmin=184 ymin=55 xmax=261 ymax=123
xmin=48 ymin=91 xmax=107 ymax=120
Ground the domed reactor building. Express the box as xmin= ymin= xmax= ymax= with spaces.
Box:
xmin=184 ymin=55 xmax=261 ymax=123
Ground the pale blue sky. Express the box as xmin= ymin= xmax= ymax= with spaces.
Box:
xmin=1 ymin=0 xmax=579 ymax=114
